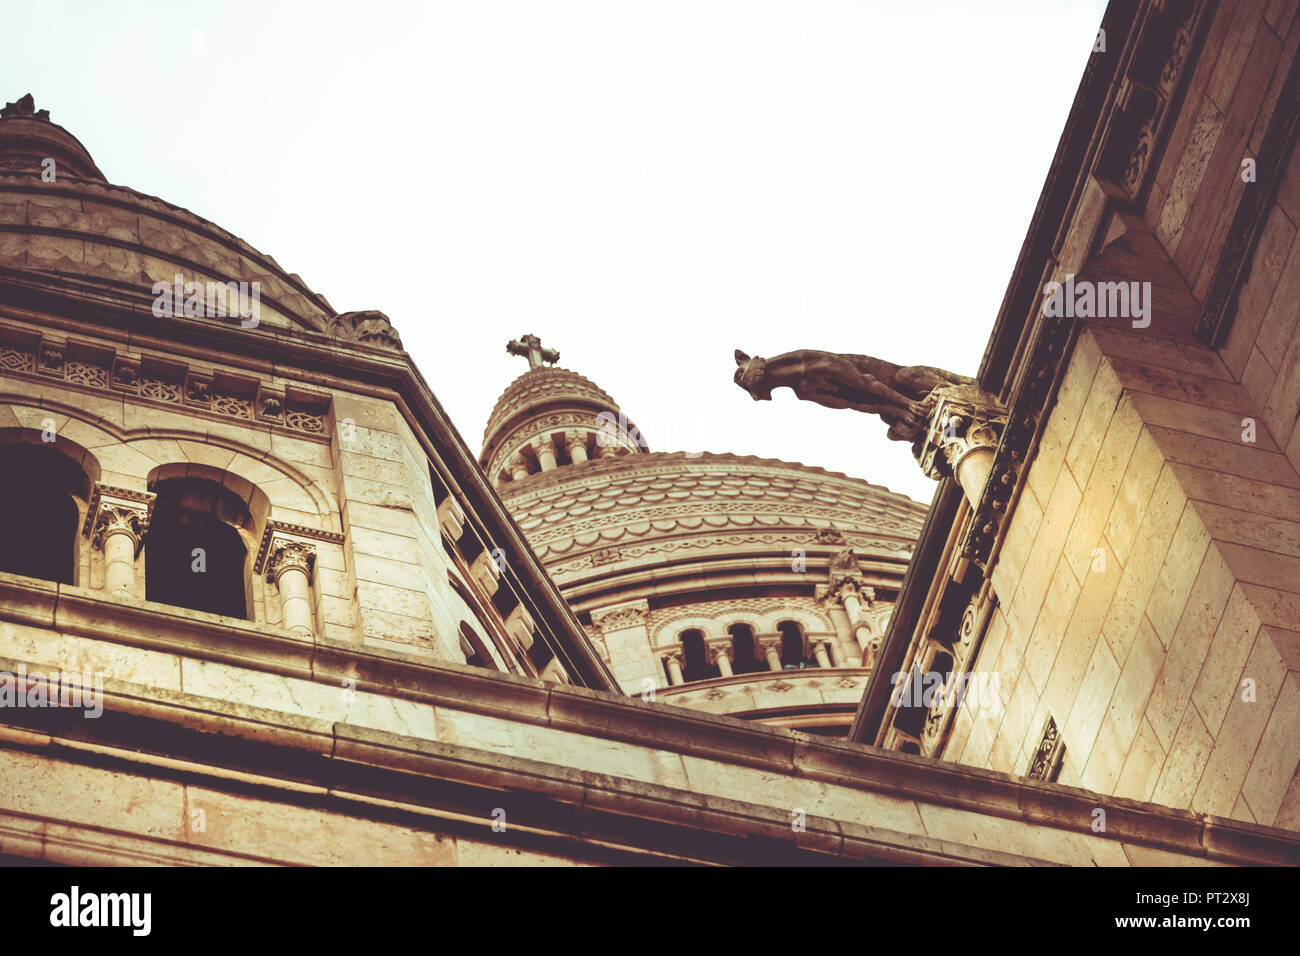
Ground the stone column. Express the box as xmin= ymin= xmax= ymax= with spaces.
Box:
xmin=917 ymin=392 xmax=1006 ymax=510
xmin=661 ymin=650 xmax=684 ymax=685
xmin=838 ymin=582 xmax=876 ymax=652
xmin=760 ymin=637 xmax=783 ymax=672
xmin=531 ymin=436 xmax=557 ymax=472
xmin=87 ymin=486 xmax=155 ymax=596
xmin=708 ymin=640 xmax=733 ymax=678
xmin=811 ymin=640 xmax=833 ymax=668
xmin=509 ymin=453 xmax=530 ymax=481
xmin=266 ymin=535 xmax=317 ymax=635
xmin=825 ymin=602 xmax=862 ymax=666
xmin=565 ymin=431 xmax=589 ymax=465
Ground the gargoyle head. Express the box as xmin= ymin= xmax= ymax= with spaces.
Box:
xmin=733 ymin=349 xmax=772 ymax=401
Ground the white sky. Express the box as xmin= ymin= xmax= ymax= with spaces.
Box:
xmin=7 ymin=0 xmax=1106 ymax=503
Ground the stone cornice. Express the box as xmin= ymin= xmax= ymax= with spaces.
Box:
xmin=0 ymin=572 xmax=1295 ymax=864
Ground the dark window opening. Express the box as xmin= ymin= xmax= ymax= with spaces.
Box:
xmin=680 ymin=629 xmax=716 ymax=682
xmin=0 ymin=444 xmax=82 ymax=585
xmin=778 ymin=620 xmax=805 ymax=669
xmin=728 ymin=623 xmax=762 ymax=674
xmin=459 ymin=620 xmax=493 ymax=668
xmin=145 ymin=478 xmax=249 ymax=619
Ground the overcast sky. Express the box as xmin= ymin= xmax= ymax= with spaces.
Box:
xmin=8 ymin=0 xmax=1106 ymax=503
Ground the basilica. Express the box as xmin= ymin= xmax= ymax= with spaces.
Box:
xmin=0 ymin=0 xmax=1297 ymax=866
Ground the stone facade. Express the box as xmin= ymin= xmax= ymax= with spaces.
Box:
xmin=1 ymin=0 xmax=1299 ymax=866
xmin=858 ymin=0 xmax=1300 ymax=847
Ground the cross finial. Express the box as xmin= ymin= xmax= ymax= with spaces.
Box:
xmin=506 ymin=333 xmax=560 ymax=369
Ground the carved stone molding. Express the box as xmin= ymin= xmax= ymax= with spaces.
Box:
xmin=915 ymin=390 xmax=1006 ymax=482
xmin=83 ymin=484 xmax=156 ymax=551
xmin=590 ymin=599 xmax=650 ymax=632
xmin=1093 ymin=1 xmax=1208 ymax=205
xmin=1196 ymin=38 xmax=1300 ymax=348
xmin=252 ymin=520 xmax=345 ymax=577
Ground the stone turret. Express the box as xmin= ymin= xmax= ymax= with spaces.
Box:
xmin=480 ymin=333 xmax=648 ymax=487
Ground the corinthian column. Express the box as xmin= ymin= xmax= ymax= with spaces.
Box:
xmin=707 ymin=639 xmax=734 ymax=678
xmin=87 ymin=485 xmax=155 ymax=595
xmin=266 ymin=535 xmax=317 ymax=635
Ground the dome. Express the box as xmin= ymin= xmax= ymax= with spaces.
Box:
xmin=480 ymin=352 xmax=648 ymax=485
xmin=0 ymin=94 xmax=395 ymax=342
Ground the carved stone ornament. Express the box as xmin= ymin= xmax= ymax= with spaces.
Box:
xmin=329 ymin=310 xmax=403 ymax=350
xmin=84 ymin=485 xmax=156 ymax=551
xmin=733 ymin=347 xmax=976 ymax=442
xmin=1028 ymin=716 xmax=1066 ymax=782
xmin=1 ymin=94 xmax=49 ymax=121
xmin=252 ymin=520 xmax=345 ymax=579
xmin=264 ymin=537 xmax=316 ymax=584
xmin=590 ymin=600 xmax=650 ymax=632
xmin=915 ymin=389 xmax=1007 ymax=481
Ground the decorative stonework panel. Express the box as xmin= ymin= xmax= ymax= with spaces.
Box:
xmin=0 ymin=330 xmax=330 ymax=438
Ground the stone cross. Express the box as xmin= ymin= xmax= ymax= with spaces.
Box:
xmin=507 ymin=333 xmax=560 ymax=369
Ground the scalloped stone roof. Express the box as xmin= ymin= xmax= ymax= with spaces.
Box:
xmin=498 ymin=450 xmax=930 ymax=564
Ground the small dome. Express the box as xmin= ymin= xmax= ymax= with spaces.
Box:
xmin=0 ymin=94 xmax=104 ymax=181
xmin=480 ymin=358 xmax=648 ymax=486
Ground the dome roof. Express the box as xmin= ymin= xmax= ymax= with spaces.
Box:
xmin=480 ymin=363 xmax=646 ymax=470
xmin=0 ymin=94 xmax=353 ymax=337
xmin=0 ymin=94 xmax=104 ymax=180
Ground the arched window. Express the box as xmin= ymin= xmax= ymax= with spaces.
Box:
xmin=679 ymin=628 xmax=711 ymax=682
xmin=728 ymin=623 xmax=762 ymax=675
xmin=778 ymin=620 xmax=806 ymax=670
xmin=0 ymin=443 xmax=85 ymax=585
xmin=145 ymin=477 xmax=251 ymax=619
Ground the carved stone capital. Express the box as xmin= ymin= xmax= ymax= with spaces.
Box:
xmin=265 ymin=536 xmax=316 ymax=585
xmin=84 ymin=484 xmax=155 ymax=551
xmin=655 ymin=647 xmax=682 ymax=664
xmin=252 ymin=521 xmax=345 ymax=580
xmin=706 ymin=639 xmax=732 ymax=664
xmin=916 ymin=389 xmax=1007 ymax=481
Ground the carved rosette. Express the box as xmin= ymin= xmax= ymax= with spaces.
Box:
xmin=84 ymin=485 xmax=156 ymax=552
xmin=916 ymin=392 xmax=1006 ymax=482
